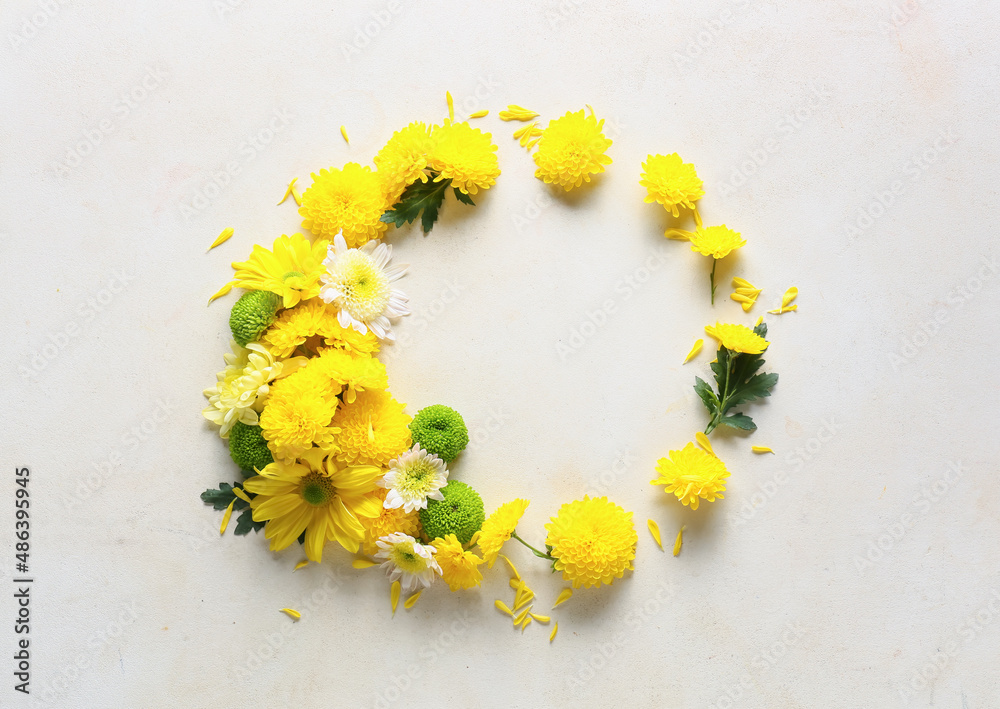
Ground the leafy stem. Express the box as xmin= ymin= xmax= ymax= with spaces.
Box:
xmin=710 ymin=258 xmax=718 ymax=305
xmin=511 ymin=531 xmax=556 ymax=561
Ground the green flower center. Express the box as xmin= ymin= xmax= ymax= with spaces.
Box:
xmin=390 ymin=542 xmax=426 ymax=573
xmin=300 ymin=472 xmax=336 ymax=507
xmin=398 ymin=461 xmax=436 ymax=494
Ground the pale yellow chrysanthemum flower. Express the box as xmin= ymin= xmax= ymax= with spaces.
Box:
xmin=202 ymin=341 xmax=287 ymax=437
xmin=331 ymin=389 xmax=412 ymax=468
xmin=545 ymin=496 xmax=637 ymax=589
xmin=704 ymin=322 xmax=769 ymax=355
xmin=427 ymin=121 xmax=501 ymax=196
xmin=651 ymin=442 xmax=731 ymax=510
xmin=640 ymin=153 xmax=705 ymax=217
xmin=299 ymin=163 xmax=388 ymax=247
xmin=432 ymin=534 xmax=485 ymax=591
xmin=477 ymin=499 xmax=530 ymax=567
xmin=374 ymin=121 xmax=434 ymax=206
xmin=689 ymin=225 xmax=746 ymax=259
xmin=262 ymin=299 xmax=381 ymax=360
xmin=533 ymin=109 xmax=612 ymax=191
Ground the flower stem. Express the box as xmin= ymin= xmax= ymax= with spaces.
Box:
xmin=511 ymin=531 xmax=555 ymax=561
xmin=710 ymin=258 xmax=718 ymax=305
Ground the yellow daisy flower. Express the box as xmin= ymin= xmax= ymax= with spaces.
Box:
xmin=477 ymin=499 xmax=530 ymax=567
xmin=331 ymin=389 xmax=411 ymax=468
xmin=262 ymin=299 xmax=381 ymax=360
xmin=640 ymin=153 xmax=705 ymax=217
xmin=432 ymin=534 xmax=485 ymax=591
xmin=375 ymin=121 xmax=433 ymax=206
xmin=259 ymin=368 xmax=341 ymax=463
xmin=360 ymin=488 xmax=422 ymax=556
xmin=299 ymin=163 xmax=388 ymax=247
xmin=651 ymin=442 xmax=730 ymax=510
xmin=533 ymin=109 xmax=613 ymax=191
xmin=689 ymin=225 xmax=746 ymax=259
xmin=225 ymin=233 xmax=329 ymax=309
xmin=545 ymin=497 xmax=637 ymax=589
xmin=704 ymin=322 xmax=769 ymax=355
xmin=245 ymin=447 xmax=382 ymax=561
xmin=427 ymin=121 xmax=500 ymax=196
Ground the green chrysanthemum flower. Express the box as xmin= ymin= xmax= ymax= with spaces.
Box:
xmin=419 ymin=481 xmax=484 ymax=545
xmin=228 ymin=420 xmax=274 ymax=473
xmin=229 ymin=290 xmax=281 ymax=347
xmin=409 ymin=405 xmax=469 ymax=463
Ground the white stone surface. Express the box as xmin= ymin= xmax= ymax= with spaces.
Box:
xmin=2 ymin=0 xmax=998 ymax=707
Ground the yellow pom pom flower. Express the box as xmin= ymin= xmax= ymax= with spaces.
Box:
xmin=310 ymin=347 xmax=388 ymax=404
xmin=544 ymin=496 xmax=637 ymax=589
xmin=533 ymin=109 xmax=613 ymax=191
xmin=651 ymin=442 xmax=731 ymax=510
xmin=245 ymin=447 xmax=382 ymax=562
xmin=259 ymin=367 xmax=341 ymax=463
xmin=262 ymin=299 xmax=381 ymax=360
xmin=375 ymin=121 xmax=433 ymax=206
xmin=299 ymin=163 xmax=388 ymax=247
xmin=427 ymin=121 xmax=500 ymax=196
xmin=360 ymin=487 xmax=422 ymax=556
xmin=640 ymin=153 xmax=705 ymax=218
xmin=433 ymin=534 xmax=485 ymax=591
xmin=331 ymin=389 xmax=412 ymax=467
xmin=224 ymin=233 xmax=329 ymax=309
xmin=704 ymin=322 xmax=769 ymax=355
xmin=689 ymin=225 xmax=746 ymax=259
xmin=477 ymin=499 xmax=530 ymax=567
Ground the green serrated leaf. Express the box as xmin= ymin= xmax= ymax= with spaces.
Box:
xmin=754 ymin=321 xmax=768 ymax=339
xmin=721 ymin=413 xmax=757 ymax=431
xmin=200 ymin=482 xmax=237 ymax=511
xmin=381 ymin=175 xmax=451 ymax=233
xmin=727 ymin=372 xmax=779 ymax=409
xmin=694 ymin=377 xmax=719 ymax=415
xmin=234 ymin=508 xmax=265 ymax=536
xmin=453 ymin=187 xmax=476 ymax=206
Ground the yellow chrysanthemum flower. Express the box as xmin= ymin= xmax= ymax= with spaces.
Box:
xmin=245 ymin=448 xmax=382 ymax=561
xmin=477 ymin=499 xmax=530 ymax=567
xmin=225 ymin=233 xmax=329 ymax=309
xmin=259 ymin=368 xmax=341 ymax=463
xmin=640 ymin=153 xmax=705 ymax=217
xmin=532 ymin=109 xmax=613 ymax=191
xmin=689 ymin=225 xmax=746 ymax=259
xmin=202 ymin=341 xmax=287 ymax=437
xmin=331 ymin=389 xmax=411 ymax=467
xmin=427 ymin=121 xmax=500 ymax=196
xmin=545 ymin=496 xmax=637 ymax=589
xmin=704 ymin=322 xmax=769 ymax=355
xmin=651 ymin=442 xmax=731 ymax=510
xmin=375 ymin=121 xmax=433 ymax=206
xmin=262 ymin=299 xmax=381 ymax=360
xmin=360 ymin=488 xmax=422 ymax=556
xmin=433 ymin=534 xmax=485 ymax=591
xmin=309 ymin=347 xmax=388 ymax=404
xmin=299 ymin=163 xmax=388 ymax=247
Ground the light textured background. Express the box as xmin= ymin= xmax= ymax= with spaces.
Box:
xmin=2 ymin=1 xmax=998 ymax=707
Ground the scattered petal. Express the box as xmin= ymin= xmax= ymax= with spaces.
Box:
xmin=294 ymin=560 xmax=309 ymax=571
xmin=684 ymin=339 xmax=703 ymax=364
xmin=495 ymin=600 xmax=514 ymax=617
xmin=340 ymin=126 xmax=349 ymax=144
xmin=550 ymin=622 xmax=558 ymax=642
xmin=277 ymin=177 xmax=298 ymax=205
xmin=767 ymin=304 xmax=798 ymax=314
xmin=755 ymin=315 xmax=764 ymax=327
xmin=513 ymin=606 xmax=531 ymax=625
xmin=219 ymin=498 xmax=236 ymax=535
xmin=513 ymin=594 xmax=533 ymax=613
xmin=390 ymin=580 xmax=401 ymax=616
xmin=468 ymin=110 xmax=489 ymax=118
xmin=647 ymin=519 xmax=663 ymax=550
xmin=232 ymin=487 xmax=251 ymax=504
xmin=446 ymin=91 xmax=454 ymax=122
xmin=752 ymin=446 xmax=775 ymax=454
xmin=207 ymin=282 xmax=233 ymax=305
xmin=404 ymin=591 xmax=422 ymax=609
xmin=521 ymin=616 xmax=532 ymax=632
xmin=499 ymin=105 xmax=539 ymax=121
xmin=352 ymin=558 xmax=377 ymax=569
xmin=280 ymin=608 xmax=301 ymax=620
xmin=553 ymin=588 xmax=573 ymax=609
xmin=500 ymin=554 xmax=520 ymax=580
xmin=530 ymin=613 xmax=551 ymax=623
xmin=673 ymin=525 xmax=686 ymax=557
xmin=695 ymin=431 xmax=715 ymax=457
xmin=663 ymin=228 xmax=694 ymax=241
xmin=781 ymin=287 xmax=798 ymax=308
xmin=208 ymin=227 xmax=234 ymax=252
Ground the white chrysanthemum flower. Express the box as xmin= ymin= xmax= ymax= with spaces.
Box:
xmin=319 ymin=233 xmax=409 ymax=341
xmin=379 ymin=445 xmax=449 ymax=513
xmin=375 ymin=533 xmax=441 ymax=593
xmin=202 ymin=341 xmax=286 ymax=437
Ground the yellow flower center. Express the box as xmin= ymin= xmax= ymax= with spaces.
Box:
xmin=390 ymin=541 xmax=427 ymax=573
xmin=329 ymin=251 xmax=390 ymax=320
xmin=300 ymin=472 xmax=336 ymax=507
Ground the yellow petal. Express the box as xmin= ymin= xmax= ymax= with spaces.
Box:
xmin=277 ymin=177 xmax=298 ymax=205
xmin=755 ymin=315 xmax=764 ymax=326
xmin=647 ymin=519 xmax=663 ymax=550
xmin=513 ymin=607 xmax=531 ymax=625
xmin=352 ymin=558 xmax=377 ymax=569
xmin=732 ymin=277 xmax=755 ymax=289
xmin=695 ymin=431 xmax=715 ymax=457
xmin=495 ymin=600 xmax=514 ymax=617
xmin=664 ymin=228 xmax=694 ymax=241
xmin=500 ymin=554 xmax=520 ymax=580
xmin=513 ymin=594 xmax=533 ymax=613
xmin=294 ymin=559 xmax=309 ymax=571
xmin=730 ymin=293 xmax=753 ymax=304
xmin=530 ymin=613 xmax=550 ymax=623
xmin=781 ymin=287 xmax=798 ymax=307
xmin=550 ymin=622 xmax=558 ymax=642
xmin=207 ymin=282 xmax=233 ymax=305
xmin=208 ymin=227 xmax=234 ymax=252
xmin=499 ymin=105 xmax=539 ymax=121
xmin=219 ymin=498 xmax=236 ymax=535
xmin=468 ymin=109 xmax=489 ymax=118
xmin=683 ymin=339 xmax=703 ymax=364
xmin=446 ymin=91 xmax=454 ymax=121
xmin=280 ymin=608 xmax=301 ymax=620
xmin=752 ymin=446 xmax=774 ymax=454
xmin=390 ymin=581 xmax=401 ymax=616
xmin=291 ymin=187 xmax=302 ymax=206
xmin=673 ymin=525 xmax=686 ymax=557
xmin=340 ymin=125 xmax=349 ymax=144
xmin=767 ymin=304 xmax=798 ymax=314
xmin=553 ymin=588 xmax=573 ymax=609
xmin=741 ymin=301 xmax=754 ymax=312
xmin=521 ymin=616 xmax=532 ymax=633
xmin=404 ymin=591 xmax=422 ymax=609
xmin=232 ymin=487 xmax=251 ymax=504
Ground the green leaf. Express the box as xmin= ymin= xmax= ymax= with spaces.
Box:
xmin=234 ymin=508 xmax=265 ymax=536
xmin=710 ymin=346 xmax=731 ymax=394
xmin=453 ymin=187 xmax=475 ymax=206
xmin=720 ymin=413 xmax=757 ymax=431
xmin=694 ymin=377 xmax=719 ymax=415
xmin=753 ymin=321 xmax=768 ymax=339
xmin=727 ymin=372 xmax=779 ymax=409
xmin=201 ymin=482 xmax=237 ymax=511
xmin=380 ymin=176 xmax=451 ymax=233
